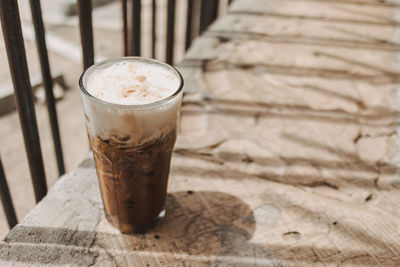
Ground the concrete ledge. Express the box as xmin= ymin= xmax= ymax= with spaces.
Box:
xmin=0 ymin=155 xmax=102 ymax=266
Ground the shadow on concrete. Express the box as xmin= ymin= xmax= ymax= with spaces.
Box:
xmin=172 ymin=162 xmax=392 ymax=191
xmin=181 ymin=58 xmax=400 ymax=85
xmin=207 ymin=30 xmax=400 ymax=52
xmin=229 ymin=10 xmax=399 ymax=26
xmin=0 ymin=190 xmax=395 ymax=265
xmin=181 ymin=97 xmax=396 ymax=128
xmin=283 ymin=0 xmax=400 ymax=8
xmin=0 ymin=191 xmax=280 ymax=266
xmin=173 ymin=130 xmax=398 ymax=191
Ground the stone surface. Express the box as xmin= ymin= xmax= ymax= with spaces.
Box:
xmin=1 ymin=0 xmax=400 ymax=265
xmin=0 ymin=156 xmax=101 ymax=266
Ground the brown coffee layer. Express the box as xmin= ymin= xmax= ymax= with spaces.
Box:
xmin=89 ymin=131 xmax=177 ymax=233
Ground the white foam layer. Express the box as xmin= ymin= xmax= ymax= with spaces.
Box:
xmin=81 ymin=59 xmax=182 ymax=144
xmin=87 ymin=61 xmax=180 ymax=105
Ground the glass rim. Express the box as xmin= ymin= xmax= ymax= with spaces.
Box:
xmin=79 ymin=56 xmax=184 ymax=109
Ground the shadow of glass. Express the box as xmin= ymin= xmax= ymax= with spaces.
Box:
xmin=0 ymin=191 xmax=281 ymax=266
xmin=0 ymin=191 xmax=391 ymax=265
xmin=95 ymin=191 xmax=281 ymax=266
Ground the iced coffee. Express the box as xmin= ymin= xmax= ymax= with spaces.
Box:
xmin=79 ymin=57 xmax=183 ymax=233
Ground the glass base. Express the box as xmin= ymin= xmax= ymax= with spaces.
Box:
xmin=105 ymin=209 xmax=166 ymax=234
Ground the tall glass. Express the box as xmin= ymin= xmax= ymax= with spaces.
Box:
xmin=79 ymin=57 xmax=183 ymax=233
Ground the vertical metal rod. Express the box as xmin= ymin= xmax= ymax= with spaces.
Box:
xmin=127 ymin=0 xmax=141 ymax=56
xmin=199 ymin=0 xmax=219 ymax=34
xmin=185 ymin=0 xmax=194 ymax=50
xmin=151 ymin=0 xmax=156 ymax=58
xmin=122 ymin=0 xmax=128 ymax=56
xmin=77 ymin=0 xmax=95 ymax=70
xmin=0 ymin=157 xmax=18 ymax=229
xmin=166 ymin=0 xmax=175 ymax=64
xmin=0 ymin=0 xmax=48 ymax=202
xmin=29 ymin=0 xmax=65 ymax=176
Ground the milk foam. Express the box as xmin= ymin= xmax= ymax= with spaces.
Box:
xmin=86 ymin=61 xmax=180 ymax=105
xmin=81 ymin=58 xmax=182 ymax=145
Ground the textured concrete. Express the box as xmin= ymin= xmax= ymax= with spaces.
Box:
xmin=0 ymin=156 xmax=101 ymax=266
xmin=1 ymin=0 xmax=400 ymax=265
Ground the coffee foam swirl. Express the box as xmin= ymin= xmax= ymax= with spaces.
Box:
xmin=86 ymin=61 xmax=180 ymax=105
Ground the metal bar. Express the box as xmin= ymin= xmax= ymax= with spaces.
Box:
xmin=77 ymin=0 xmax=95 ymax=70
xmin=199 ymin=0 xmax=219 ymax=34
xmin=0 ymin=157 xmax=18 ymax=229
xmin=185 ymin=0 xmax=194 ymax=50
xmin=29 ymin=0 xmax=65 ymax=176
xmin=0 ymin=0 xmax=48 ymax=202
xmin=122 ymin=0 xmax=128 ymax=56
xmin=166 ymin=0 xmax=175 ymax=64
xmin=127 ymin=0 xmax=141 ymax=56
xmin=151 ymin=0 xmax=156 ymax=58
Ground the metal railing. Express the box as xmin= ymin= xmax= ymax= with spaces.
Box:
xmin=0 ymin=0 xmax=228 ymax=231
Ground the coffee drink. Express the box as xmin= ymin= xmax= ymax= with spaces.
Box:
xmin=79 ymin=58 xmax=183 ymax=233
